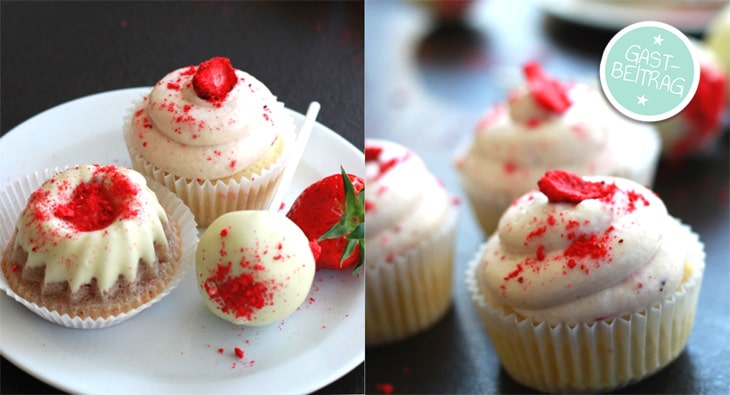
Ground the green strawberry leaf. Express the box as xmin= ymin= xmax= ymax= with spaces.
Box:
xmin=347 ymin=223 xmax=365 ymax=276
xmin=351 ymin=239 xmax=365 ymax=277
xmin=318 ymin=166 xmax=365 ymax=276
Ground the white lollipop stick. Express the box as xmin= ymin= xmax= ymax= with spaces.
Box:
xmin=269 ymin=101 xmax=320 ymax=212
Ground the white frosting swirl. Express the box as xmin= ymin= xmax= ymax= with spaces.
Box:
xmin=126 ymin=65 xmax=289 ymax=180
xmin=457 ymin=83 xmax=656 ymax=197
xmin=365 ymin=139 xmax=453 ymax=264
xmin=14 ymin=165 xmax=170 ymax=293
xmin=477 ymin=176 xmax=687 ymax=325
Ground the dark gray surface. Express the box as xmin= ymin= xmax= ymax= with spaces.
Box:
xmin=0 ymin=1 xmax=363 ymax=394
xmin=364 ymin=1 xmax=729 ymax=394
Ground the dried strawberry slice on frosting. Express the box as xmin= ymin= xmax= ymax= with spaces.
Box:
xmin=192 ymin=57 xmax=238 ymax=103
xmin=537 ymin=170 xmax=615 ymax=204
xmin=523 ymin=61 xmax=571 ymax=113
xmin=365 ymin=146 xmax=383 ymax=162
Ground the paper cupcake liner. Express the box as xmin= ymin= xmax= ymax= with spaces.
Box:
xmin=460 ymin=179 xmax=512 ymax=236
xmin=0 ymin=167 xmax=199 ymax=329
xmin=366 ymin=206 xmax=458 ymax=346
xmin=465 ymin=221 xmax=705 ymax=393
xmin=123 ymin=102 xmax=296 ymax=227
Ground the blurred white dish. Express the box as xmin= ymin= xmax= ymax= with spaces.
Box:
xmin=541 ymin=0 xmax=724 ymax=34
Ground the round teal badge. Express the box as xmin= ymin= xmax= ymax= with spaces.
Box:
xmin=599 ymin=21 xmax=699 ymax=122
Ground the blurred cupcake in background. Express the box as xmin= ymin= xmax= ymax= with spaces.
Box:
xmin=365 ymin=138 xmax=459 ymax=346
xmin=654 ymin=42 xmax=728 ymax=160
xmin=454 ymin=62 xmax=659 ymax=235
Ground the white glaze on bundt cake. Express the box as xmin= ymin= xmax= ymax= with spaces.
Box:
xmin=1 ymin=165 xmax=182 ymax=320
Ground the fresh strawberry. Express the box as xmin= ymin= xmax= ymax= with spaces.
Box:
xmin=286 ymin=167 xmax=365 ymax=275
xmin=192 ymin=57 xmax=238 ymax=103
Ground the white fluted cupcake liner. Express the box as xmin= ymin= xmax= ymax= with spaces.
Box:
xmin=0 ymin=167 xmax=199 ymax=329
xmin=460 ymin=180 xmax=512 ymax=236
xmin=124 ymin=130 xmax=293 ymax=227
xmin=122 ymin=102 xmax=296 ymax=227
xmin=366 ymin=206 xmax=458 ymax=346
xmin=465 ymin=221 xmax=705 ymax=393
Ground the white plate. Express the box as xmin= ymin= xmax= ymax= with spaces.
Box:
xmin=541 ymin=0 xmax=725 ymax=34
xmin=0 ymin=88 xmax=365 ymax=394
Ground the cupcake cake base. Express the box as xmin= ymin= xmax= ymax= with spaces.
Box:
xmin=366 ymin=206 xmax=458 ymax=346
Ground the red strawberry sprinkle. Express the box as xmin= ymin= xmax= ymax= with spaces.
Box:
xmin=203 ymin=262 xmax=271 ymax=321
xmin=53 ymin=166 xmax=140 ymax=232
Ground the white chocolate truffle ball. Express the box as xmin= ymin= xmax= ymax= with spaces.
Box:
xmin=195 ymin=210 xmax=316 ymax=326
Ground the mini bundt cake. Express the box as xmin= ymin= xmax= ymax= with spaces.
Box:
xmin=1 ymin=164 xmax=182 ymax=320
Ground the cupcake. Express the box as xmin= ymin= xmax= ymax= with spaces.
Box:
xmin=655 ymin=43 xmax=728 ymax=160
xmin=0 ymin=165 xmax=197 ymax=328
xmin=454 ymin=62 xmax=660 ymax=235
xmin=466 ymin=170 xmax=705 ymax=392
xmin=123 ymin=56 xmax=295 ymax=226
xmin=365 ymin=139 xmax=459 ymax=346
